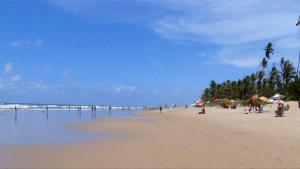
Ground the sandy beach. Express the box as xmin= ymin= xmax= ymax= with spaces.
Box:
xmin=1 ymin=102 xmax=300 ymax=168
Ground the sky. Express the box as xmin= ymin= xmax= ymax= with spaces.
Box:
xmin=0 ymin=0 xmax=300 ymax=106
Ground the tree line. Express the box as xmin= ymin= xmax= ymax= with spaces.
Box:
xmin=202 ymin=42 xmax=300 ymax=101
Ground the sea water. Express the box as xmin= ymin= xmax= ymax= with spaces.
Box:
xmin=0 ymin=108 xmax=137 ymax=145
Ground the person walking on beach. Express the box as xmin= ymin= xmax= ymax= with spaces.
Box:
xmin=159 ymin=105 xmax=162 ymax=113
xmin=298 ymin=98 xmax=300 ymax=109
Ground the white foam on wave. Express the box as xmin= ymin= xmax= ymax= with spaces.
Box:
xmin=0 ymin=103 xmax=143 ymax=111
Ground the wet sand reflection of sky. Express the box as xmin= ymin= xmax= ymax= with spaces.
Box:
xmin=0 ymin=109 xmax=137 ymax=145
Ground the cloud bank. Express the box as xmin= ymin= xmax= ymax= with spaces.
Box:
xmin=52 ymin=0 xmax=300 ymax=68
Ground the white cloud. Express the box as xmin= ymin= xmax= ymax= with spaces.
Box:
xmin=61 ymin=69 xmax=69 ymax=77
xmin=52 ymin=0 xmax=300 ymax=68
xmin=113 ymin=85 xmax=137 ymax=93
xmin=10 ymin=75 xmax=21 ymax=82
xmin=10 ymin=38 xmax=43 ymax=48
xmin=216 ymin=45 xmax=263 ymax=68
xmin=10 ymin=40 xmax=24 ymax=48
xmin=275 ymin=37 xmax=300 ymax=49
xmin=151 ymin=0 xmax=300 ymax=67
xmin=34 ymin=38 xmax=44 ymax=47
xmin=4 ymin=63 xmax=13 ymax=74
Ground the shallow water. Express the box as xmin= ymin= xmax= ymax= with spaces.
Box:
xmin=0 ymin=109 xmax=137 ymax=145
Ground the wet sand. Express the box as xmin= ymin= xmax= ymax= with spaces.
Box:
xmin=1 ymin=102 xmax=300 ymax=168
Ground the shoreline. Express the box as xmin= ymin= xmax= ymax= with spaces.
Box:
xmin=1 ymin=102 xmax=300 ymax=168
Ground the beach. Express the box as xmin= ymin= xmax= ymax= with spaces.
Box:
xmin=1 ymin=102 xmax=300 ymax=168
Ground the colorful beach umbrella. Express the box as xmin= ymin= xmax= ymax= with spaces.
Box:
xmin=196 ymin=99 xmax=204 ymax=105
xmin=223 ymin=99 xmax=230 ymax=106
xmin=259 ymin=96 xmax=269 ymax=102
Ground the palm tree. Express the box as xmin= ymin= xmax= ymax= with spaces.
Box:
xmin=261 ymin=42 xmax=274 ymax=70
xmin=261 ymin=58 xmax=268 ymax=70
xmin=264 ymin=42 xmax=274 ymax=60
xmin=267 ymin=63 xmax=279 ymax=95
xmin=250 ymin=73 xmax=257 ymax=94
xmin=209 ymin=80 xmax=217 ymax=99
xmin=256 ymin=71 xmax=265 ymax=94
xmin=280 ymin=57 xmax=296 ymax=87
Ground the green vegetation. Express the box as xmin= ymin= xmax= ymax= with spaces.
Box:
xmin=202 ymin=42 xmax=299 ymax=101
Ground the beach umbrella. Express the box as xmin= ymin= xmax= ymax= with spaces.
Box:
xmin=196 ymin=99 xmax=204 ymax=105
xmin=271 ymin=94 xmax=286 ymax=100
xmin=259 ymin=96 xmax=269 ymax=102
xmin=223 ymin=99 xmax=230 ymax=106
xmin=274 ymin=100 xmax=284 ymax=104
xmin=196 ymin=99 xmax=202 ymax=104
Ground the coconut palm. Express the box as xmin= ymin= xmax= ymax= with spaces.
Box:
xmin=256 ymin=71 xmax=265 ymax=94
xmin=261 ymin=42 xmax=274 ymax=70
xmin=280 ymin=57 xmax=296 ymax=87
xmin=250 ymin=73 xmax=257 ymax=94
xmin=267 ymin=63 xmax=279 ymax=94
xmin=209 ymin=80 xmax=217 ymax=99
xmin=264 ymin=42 xmax=274 ymax=60
xmin=261 ymin=57 xmax=268 ymax=70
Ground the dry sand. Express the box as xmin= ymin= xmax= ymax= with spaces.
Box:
xmin=1 ymin=102 xmax=300 ymax=168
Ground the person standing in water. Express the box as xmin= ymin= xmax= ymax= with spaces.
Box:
xmin=14 ymin=106 xmax=18 ymax=123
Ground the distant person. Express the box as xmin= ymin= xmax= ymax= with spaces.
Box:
xmin=275 ymin=103 xmax=284 ymax=117
xmin=298 ymin=99 xmax=300 ymax=109
xmin=258 ymin=104 xmax=263 ymax=113
xmin=199 ymin=105 xmax=205 ymax=114
xmin=159 ymin=105 xmax=162 ymax=113
xmin=285 ymin=104 xmax=290 ymax=111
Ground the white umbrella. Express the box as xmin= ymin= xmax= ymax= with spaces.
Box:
xmin=271 ymin=94 xmax=286 ymax=100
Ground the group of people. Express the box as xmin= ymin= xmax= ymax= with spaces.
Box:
xmin=91 ymin=106 xmax=97 ymax=112
xmin=247 ymin=98 xmax=299 ymax=117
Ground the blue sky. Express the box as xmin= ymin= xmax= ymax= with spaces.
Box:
xmin=0 ymin=0 xmax=299 ymax=106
